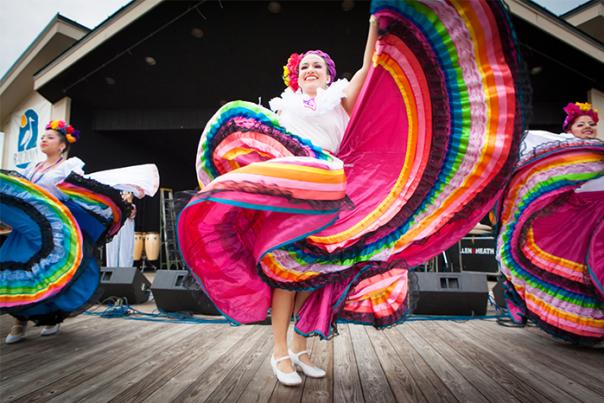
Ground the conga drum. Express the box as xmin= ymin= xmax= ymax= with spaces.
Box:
xmin=133 ymin=232 xmax=145 ymax=261
xmin=144 ymin=232 xmax=160 ymax=264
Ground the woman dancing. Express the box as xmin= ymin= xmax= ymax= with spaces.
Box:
xmin=496 ymin=102 xmax=603 ymax=344
xmin=179 ymin=0 xmax=528 ymax=385
xmin=1 ymin=120 xmax=157 ymax=344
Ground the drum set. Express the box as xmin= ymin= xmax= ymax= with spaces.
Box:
xmin=134 ymin=231 xmax=160 ymax=270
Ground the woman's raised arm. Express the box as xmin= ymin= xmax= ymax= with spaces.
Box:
xmin=341 ymin=16 xmax=379 ymax=115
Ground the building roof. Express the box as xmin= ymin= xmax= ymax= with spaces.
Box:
xmin=30 ymin=0 xmax=604 ymax=98
xmin=0 ymin=14 xmax=89 ymax=123
xmin=506 ymin=0 xmax=603 ymax=60
xmin=33 ymin=0 xmax=162 ymax=91
xmin=561 ymin=0 xmax=604 ymax=43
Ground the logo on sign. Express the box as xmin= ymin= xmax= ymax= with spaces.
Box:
xmin=14 ymin=109 xmax=39 ymax=169
xmin=460 ymin=247 xmax=495 ymax=255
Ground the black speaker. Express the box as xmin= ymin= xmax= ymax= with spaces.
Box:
xmin=412 ymin=272 xmax=488 ymax=316
xmin=99 ymin=267 xmax=151 ymax=304
xmin=151 ymin=270 xmax=220 ymax=315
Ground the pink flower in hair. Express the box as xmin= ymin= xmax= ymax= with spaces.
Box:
xmin=283 ymin=53 xmax=302 ymax=91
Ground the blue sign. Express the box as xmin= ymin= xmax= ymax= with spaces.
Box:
xmin=15 ymin=109 xmax=39 ymax=169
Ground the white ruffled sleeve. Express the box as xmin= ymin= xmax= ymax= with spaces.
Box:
xmin=61 ymin=157 xmax=85 ymax=176
xmin=315 ymin=79 xmax=349 ymax=114
xmin=87 ymin=164 xmax=160 ymax=198
xmin=269 ymin=96 xmax=284 ymax=113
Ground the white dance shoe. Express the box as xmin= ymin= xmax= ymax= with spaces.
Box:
xmin=289 ymin=349 xmax=326 ymax=378
xmin=5 ymin=324 xmax=27 ymax=344
xmin=271 ymin=355 xmax=302 ymax=386
xmin=40 ymin=324 xmax=60 ymax=336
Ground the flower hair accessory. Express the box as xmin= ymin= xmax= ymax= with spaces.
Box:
xmin=46 ymin=120 xmax=80 ymax=143
xmin=283 ymin=53 xmax=302 ymax=91
xmin=281 ymin=50 xmax=337 ymax=91
xmin=562 ymin=102 xmax=599 ymax=132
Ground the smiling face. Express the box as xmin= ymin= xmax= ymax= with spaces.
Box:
xmin=39 ymin=129 xmax=66 ymax=156
xmin=297 ymin=53 xmax=330 ymax=96
xmin=568 ymin=115 xmax=598 ymax=139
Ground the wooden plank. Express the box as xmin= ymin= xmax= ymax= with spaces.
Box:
xmin=142 ymin=325 xmax=258 ymax=402
xmin=467 ymin=320 xmax=604 ymax=401
xmin=0 ymin=313 xmax=116 ymax=362
xmin=383 ymin=325 xmax=456 ymax=403
xmin=235 ymin=341 xmax=278 ymax=403
xmin=0 ymin=314 xmax=131 ymax=373
xmin=397 ymin=324 xmax=488 ymax=402
xmin=333 ymin=324 xmax=363 ymax=403
xmin=0 ymin=310 xmax=99 ymax=332
xmin=175 ymin=326 xmax=272 ymax=402
xmin=2 ymin=311 xmax=601 ymax=403
xmin=410 ymin=321 xmax=520 ymax=402
xmin=300 ymin=335 xmax=333 ymax=403
xmin=205 ymin=326 xmax=274 ymax=403
xmin=1 ymin=319 xmax=167 ymax=400
xmin=474 ymin=319 xmax=604 ymax=385
xmin=349 ymin=325 xmax=396 ymax=403
xmin=481 ymin=320 xmax=604 ymax=372
xmin=517 ymin=324 xmax=604 ymax=376
xmin=50 ymin=324 xmax=221 ymax=403
xmin=7 ymin=322 xmax=191 ymax=403
xmin=365 ymin=326 xmax=427 ymax=403
xmin=429 ymin=320 xmax=553 ymax=403
xmin=268 ymin=334 xmax=306 ymax=403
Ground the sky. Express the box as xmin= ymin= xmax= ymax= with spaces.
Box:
xmin=0 ymin=0 xmax=592 ymax=79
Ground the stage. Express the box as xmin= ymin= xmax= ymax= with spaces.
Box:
xmin=1 ymin=303 xmax=602 ymax=402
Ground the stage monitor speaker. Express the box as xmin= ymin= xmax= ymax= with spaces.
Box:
xmin=151 ymin=270 xmax=220 ymax=315
xmin=412 ymin=272 xmax=488 ymax=316
xmin=99 ymin=267 xmax=151 ymax=304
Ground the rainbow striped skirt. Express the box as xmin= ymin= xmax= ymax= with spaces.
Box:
xmin=497 ymin=139 xmax=604 ymax=344
xmin=0 ymin=171 xmax=131 ymax=323
xmin=178 ymin=0 xmax=528 ymax=338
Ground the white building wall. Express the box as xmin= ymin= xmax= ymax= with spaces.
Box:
xmin=1 ymin=93 xmax=71 ymax=170
xmin=588 ymin=88 xmax=604 ymax=141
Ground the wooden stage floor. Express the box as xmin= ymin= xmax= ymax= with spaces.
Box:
xmin=1 ymin=308 xmax=603 ymax=403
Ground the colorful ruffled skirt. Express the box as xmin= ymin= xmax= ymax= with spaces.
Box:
xmin=178 ymin=0 xmax=528 ymax=338
xmin=0 ymin=171 xmax=131 ymax=324
xmin=496 ymin=139 xmax=604 ymax=344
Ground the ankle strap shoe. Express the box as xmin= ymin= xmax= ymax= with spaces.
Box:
xmin=289 ymin=349 xmax=326 ymax=378
xmin=271 ymin=354 xmax=302 ymax=386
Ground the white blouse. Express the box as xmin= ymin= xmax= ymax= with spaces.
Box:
xmin=521 ymin=130 xmax=603 ymax=193
xmin=269 ymin=79 xmax=350 ymax=154
xmin=20 ymin=157 xmax=85 ymax=200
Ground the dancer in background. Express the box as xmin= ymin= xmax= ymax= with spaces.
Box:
xmin=1 ymin=120 xmax=158 ymax=344
xmin=496 ymin=102 xmax=604 ymax=345
xmin=179 ymin=0 xmax=528 ymax=386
